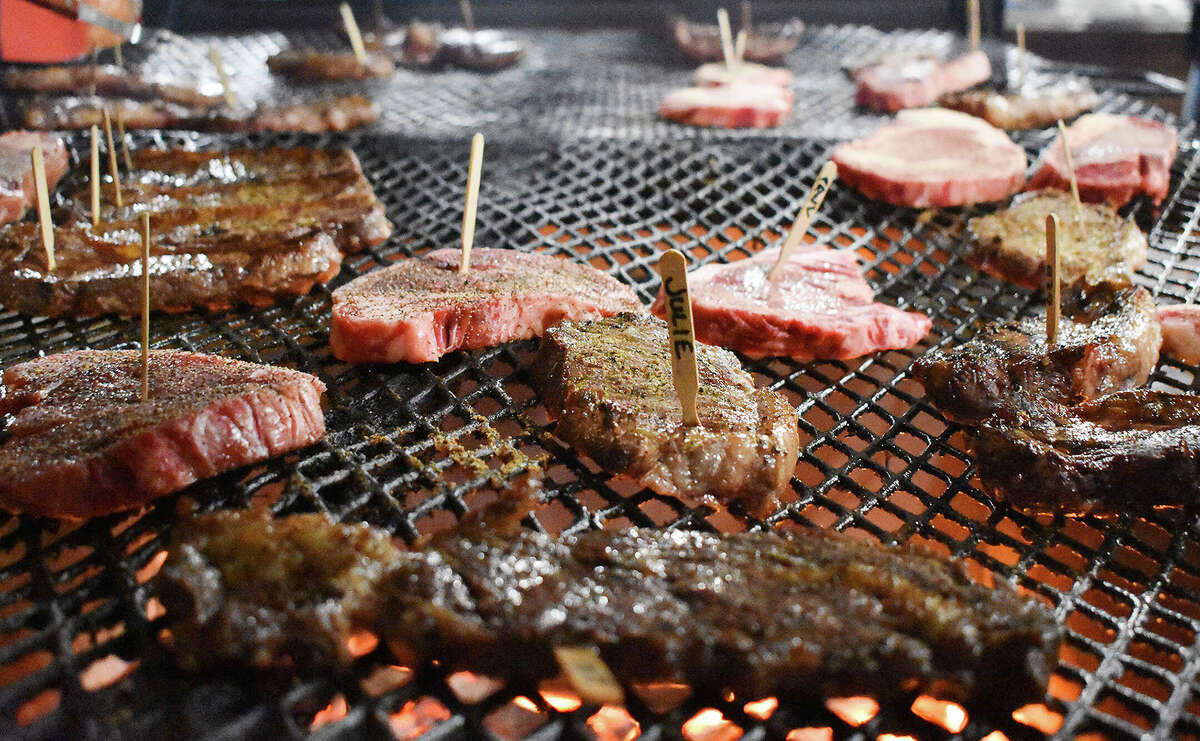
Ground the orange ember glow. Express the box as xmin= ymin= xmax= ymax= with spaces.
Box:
xmin=682 ymin=708 xmax=743 ymax=741
xmin=911 ymin=695 xmax=968 ymax=733
xmin=310 ymin=694 xmax=348 ymax=730
xmin=135 ymin=550 xmax=169 ymax=583
xmin=877 ymin=735 xmax=917 ymax=741
xmin=540 ymin=687 xmax=583 ymax=713
xmin=785 ymin=729 xmax=833 ymax=741
xmin=587 ymin=705 xmax=640 ymax=741
xmin=79 ymin=655 xmax=138 ymax=692
xmin=631 ymin=681 xmax=692 ymax=714
xmin=389 ymin=697 xmax=451 ymax=741
xmin=446 ymin=670 xmax=504 ymax=704
xmin=981 ymin=732 xmax=1010 ymax=741
xmin=825 ymin=696 xmax=879 ymax=727
xmin=513 ymin=696 xmax=540 ymax=713
xmin=346 ymin=631 xmax=378 ymax=657
xmin=743 ymin=697 xmax=779 ymax=720
xmin=1013 ymin=704 xmax=1063 ymax=734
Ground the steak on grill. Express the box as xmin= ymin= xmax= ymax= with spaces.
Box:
xmin=967 ymin=190 xmax=1148 ymax=290
xmin=832 ymin=108 xmax=1027 ymax=207
xmin=331 ymin=248 xmax=641 ymax=364
xmin=0 ymin=351 xmax=326 ymax=519
xmin=913 ymin=281 xmax=1161 ymax=425
xmin=0 ymin=131 xmax=67 ymax=225
xmin=0 ymin=146 xmax=392 ymax=317
xmin=650 ymin=246 xmax=932 ymax=360
xmin=939 ymin=79 xmax=1099 ymax=130
xmin=3 ymin=64 xmax=224 ymax=108
xmin=532 ymin=312 xmax=798 ymax=516
xmin=159 ymin=509 xmax=1060 ymax=714
xmin=1159 ymin=304 xmax=1200 ymax=365
xmin=659 ymin=83 xmax=792 ymax=128
xmin=694 ymin=61 xmax=793 ymax=89
xmin=670 ymin=16 xmax=804 ymax=64
xmin=1027 ymin=113 xmax=1178 ymax=207
xmin=267 ymin=50 xmax=395 ymax=80
xmin=853 ymin=51 xmax=992 ymax=112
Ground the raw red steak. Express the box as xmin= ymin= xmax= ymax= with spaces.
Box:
xmin=330 ymin=248 xmax=643 ymax=364
xmin=0 ymin=350 xmax=326 ymax=519
xmin=833 ymin=108 xmax=1027 ymax=207
xmin=0 ymin=131 xmax=67 ymax=225
xmin=854 ymin=51 xmax=991 ymax=112
xmin=659 ymin=84 xmax=792 ymax=128
xmin=652 ymin=246 xmax=931 ymax=360
xmin=1027 ymin=113 xmax=1178 ymax=206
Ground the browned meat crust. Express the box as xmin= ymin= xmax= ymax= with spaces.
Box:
xmin=532 ymin=312 xmax=798 ymax=517
xmin=670 ymin=16 xmax=803 ymax=64
xmin=938 ymin=81 xmax=1098 ymax=130
xmin=158 ymin=509 xmax=1060 ymax=715
xmin=967 ymin=190 xmax=1148 ymax=290
xmin=266 ymin=50 xmax=394 ymax=81
xmin=3 ymin=64 xmax=224 ymax=108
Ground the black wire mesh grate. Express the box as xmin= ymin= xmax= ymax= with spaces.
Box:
xmin=0 ymin=22 xmax=1196 ymax=741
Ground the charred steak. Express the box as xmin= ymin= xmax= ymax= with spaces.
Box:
xmin=3 ymin=64 xmax=224 ymax=108
xmin=267 ymin=50 xmax=395 ymax=80
xmin=0 ymin=146 xmax=391 ymax=317
xmin=533 ymin=312 xmax=798 ymax=516
xmin=0 ymin=131 xmax=67 ymax=225
xmin=159 ymin=510 xmax=1059 ymax=713
xmin=833 ymin=109 xmax=1027 ymax=207
xmin=939 ymin=79 xmax=1098 ymax=130
xmin=330 ymin=248 xmax=642 ymax=364
xmin=854 ymin=51 xmax=991 ymax=112
xmin=651 ymin=246 xmax=931 ymax=360
xmin=0 ymin=351 xmax=326 ymax=519
xmin=967 ymin=190 xmax=1148 ymax=290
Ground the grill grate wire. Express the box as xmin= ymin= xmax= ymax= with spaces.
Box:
xmin=0 ymin=24 xmax=1196 ymax=741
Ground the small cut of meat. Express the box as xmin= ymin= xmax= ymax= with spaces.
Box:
xmin=694 ymin=61 xmax=793 ymax=89
xmin=854 ymin=51 xmax=991 ymax=112
xmin=1159 ymin=304 xmax=1200 ymax=365
xmin=0 ymin=131 xmax=67 ymax=225
xmin=659 ymin=83 xmax=792 ymax=128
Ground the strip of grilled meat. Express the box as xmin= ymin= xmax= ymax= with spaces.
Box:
xmin=158 ymin=509 xmax=1060 ymax=714
xmin=3 ymin=65 xmax=224 ymax=108
xmin=533 ymin=312 xmax=799 ymax=517
xmin=267 ymin=50 xmax=395 ymax=80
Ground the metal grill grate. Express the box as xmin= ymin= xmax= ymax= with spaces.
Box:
xmin=0 ymin=23 xmax=1197 ymax=741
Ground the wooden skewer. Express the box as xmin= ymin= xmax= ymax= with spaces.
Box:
xmin=113 ymin=42 xmax=122 ymax=67
xmin=656 ymin=249 xmax=700 ymax=426
xmin=769 ymin=160 xmax=839 ymax=281
xmin=458 ymin=0 xmax=475 ymax=32
xmin=90 ymin=125 xmax=100 ymax=229
xmin=29 ymin=146 xmax=55 ymax=273
xmin=115 ymin=107 xmax=132 ymax=171
xmin=339 ymin=3 xmax=368 ymax=65
xmin=459 ymin=132 xmax=485 ymax=274
xmin=1015 ymin=23 xmax=1027 ymax=90
xmin=716 ymin=8 xmax=736 ymax=71
xmin=101 ymin=108 xmax=123 ymax=208
xmin=553 ymin=646 xmax=624 ymax=707
xmin=967 ymin=0 xmax=981 ymax=52
xmin=735 ymin=29 xmax=747 ymax=65
xmin=208 ymin=48 xmax=236 ymax=109
xmin=1056 ymin=119 xmax=1083 ymax=212
xmin=1045 ymin=213 xmax=1061 ymax=345
xmin=741 ymin=0 xmax=752 ymax=34
xmin=140 ymin=213 xmax=151 ymax=401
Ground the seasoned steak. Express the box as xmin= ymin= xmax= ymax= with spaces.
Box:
xmin=3 ymin=64 xmax=224 ymax=108
xmin=0 ymin=131 xmax=67 ymax=225
xmin=331 ymin=248 xmax=642 ymax=364
xmin=0 ymin=351 xmax=325 ymax=519
xmin=267 ymin=50 xmax=394 ymax=81
xmin=651 ymin=246 xmax=931 ymax=360
xmin=0 ymin=146 xmax=391 ymax=317
xmin=939 ymin=80 xmax=1098 ymax=130
xmin=968 ymin=190 xmax=1147 ymax=290
xmin=854 ymin=51 xmax=991 ymax=112
xmin=670 ymin=16 xmax=804 ymax=64
xmin=974 ymin=391 xmax=1200 ymax=514
xmin=533 ymin=312 xmax=798 ymax=516
xmin=159 ymin=510 xmax=1060 ymax=714
xmin=913 ymin=281 xmax=1161 ymax=425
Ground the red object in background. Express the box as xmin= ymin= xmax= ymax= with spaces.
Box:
xmin=0 ymin=0 xmax=93 ymax=62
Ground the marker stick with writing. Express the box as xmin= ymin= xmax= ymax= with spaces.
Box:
xmin=769 ymin=160 xmax=837 ymax=281
xmin=657 ymin=250 xmax=700 ymax=426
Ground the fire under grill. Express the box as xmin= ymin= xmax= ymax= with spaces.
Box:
xmin=0 ymin=23 xmax=1198 ymax=741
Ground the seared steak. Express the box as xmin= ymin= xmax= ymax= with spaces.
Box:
xmin=659 ymin=83 xmax=792 ymax=128
xmin=854 ymin=51 xmax=991 ymax=112
xmin=0 ymin=351 xmax=325 ymax=519
xmin=533 ymin=312 xmax=798 ymax=516
xmin=3 ymin=64 xmax=223 ymax=108
xmin=331 ymin=248 xmax=642 ymax=364
xmin=267 ymin=50 xmax=395 ymax=80
xmin=159 ymin=510 xmax=1060 ymax=714
xmin=1160 ymin=304 xmax=1200 ymax=365
xmin=670 ymin=16 xmax=804 ymax=64
xmin=651 ymin=246 xmax=931 ymax=360
xmin=913 ymin=281 xmax=1161 ymax=425
xmin=0 ymin=146 xmax=391 ymax=317
xmin=0 ymin=131 xmax=67 ymax=225
xmin=967 ymin=190 xmax=1147 ymax=290
xmin=833 ymin=109 xmax=1027 ymax=207
xmin=1027 ymin=114 xmax=1178 ymax=207
xmin=939 ymin=79 xmax=1098 ymax=130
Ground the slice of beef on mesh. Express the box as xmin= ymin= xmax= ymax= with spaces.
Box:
xmin=330 ymin=248 xmax=643 ymax=364
xmin=532 ymin=312 xmax=799 ymax=517
xmin=0 ymin=350 xmax=326 ymax=519
xmin=938 ymin=79 xmax=1099 ymax=130
xmin=651 ymin=246 xmax=931 ymax=360
xmin=0 ymin=131 xmax=67 ymax=225
xmin=694 ymin=62 xmax=793 ymax=88
xmin=1027 ymin=113 xmax=1178 ymax=207
xmin=833 ymin=108 xmax=1027 ymax=207
xmin=854 ymin=50 xmax=991 ymax=112
xmin=659 ymin=84 xmax=792 ymax=129
xmin=267 ymin=50 xmax=395 ymax=81
xmin=158 ymin=509 xmax=1060 ymax=714
xmin=1159 ymin=304 xmax=1200 ymax=365
xmin=3 ymin=64 xmax=224 ymax=108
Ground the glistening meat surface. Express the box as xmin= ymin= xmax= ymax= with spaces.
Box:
xmin=854 ymin=51 xmax=991 ymax=112
xmin=0 ymin=351 xmax=326 ymax=519
xmin=0 ymin=131 xmax=67 ymax=225
xmin=330 ymin=248 xmax=642 ymax=364
xmin=651 ymin=246 xmax=931 ymax=360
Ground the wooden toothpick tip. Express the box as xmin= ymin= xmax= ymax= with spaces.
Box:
xmin=741 ymin=0 xmax=752 ymax=33
xmin=30 ymin=145 xmax=54 ymax=273
xmin=769 ymin=160 xmax=838 ymax=282
xmin=208 ymin=47 xmax=236 ymax=109
xmin=459 ymin=132 xmax=485 ymax=274
xmin=656 ymin=250 xmax=700 ymax=426
xmin=967 ymin=0 xmax=981 ymax=52
xmin=458 ymin=0 xmax=475 ymax=32
xmin=1056 ymin=119 xmax=1083 ymax=210
xmin=141 ymin=213 xmax=151 ymax=402
xmin=735 ymin=29 xmax=747 ymax=64
xmin=339 ymin=3 xmax=368 ymax=65
xmin=553 ymin=647 xmax=624 ymax=707
xmin=101 ymin=108 xmax=122 ymax=208
xmin=115 ymin=107 xmax=132 ymax=171
xmin=1045 ymin=213 xmax=1061 ymax=346
xmin=716 ymin=8 xmax=736 ymax=71
xmin=1015 ymin=23 xmax=1027 ymax=89
xmin=90 ymin=125 xmax=100 ymax=229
